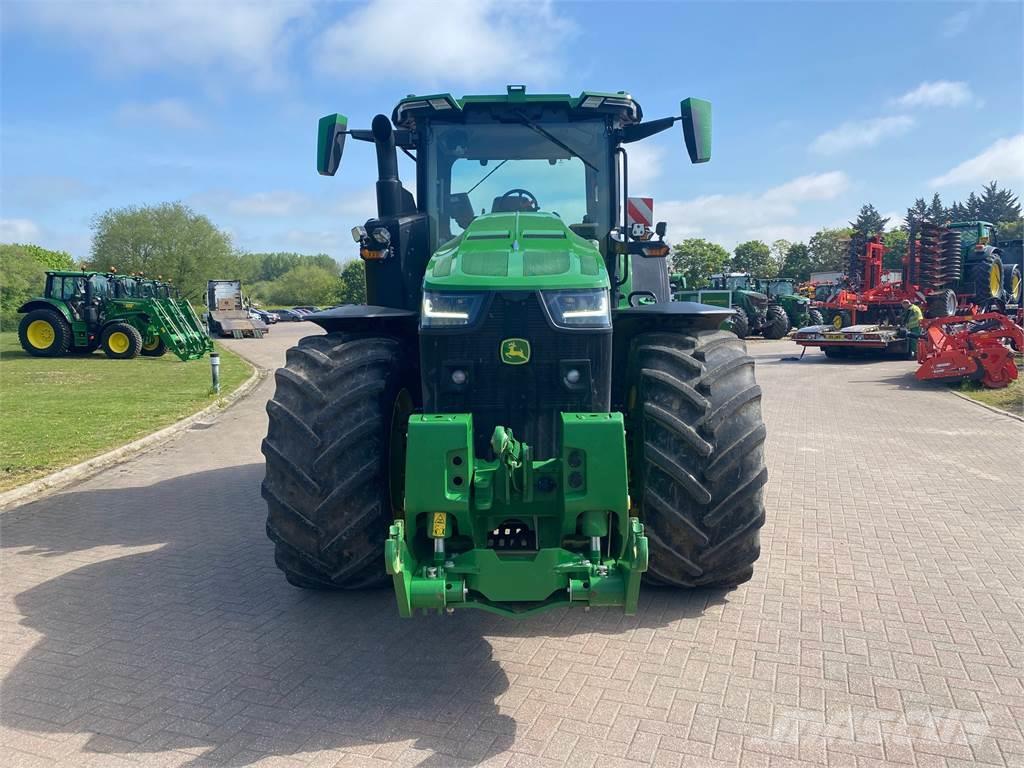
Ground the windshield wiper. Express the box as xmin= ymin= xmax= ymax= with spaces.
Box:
xmin=513 ymin=111 xmax=598 ymax=172
xmin=467 ymin=159 xmax=509 ymax=194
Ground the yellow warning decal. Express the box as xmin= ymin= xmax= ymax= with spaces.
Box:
xmin=431 ymin=512 xmax=447 ymax=538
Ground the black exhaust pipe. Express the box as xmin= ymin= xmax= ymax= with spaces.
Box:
xmin=371 ymin=114 xmax=403 ymax=218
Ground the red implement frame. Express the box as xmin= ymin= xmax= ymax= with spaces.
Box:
xmin=916 ymin=313 xmax=1024 ymax=389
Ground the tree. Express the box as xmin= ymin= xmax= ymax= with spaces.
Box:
xmin=770 ymin=239 xmax=791 ymax=273
xmin=882 ymin=229 xmax=908 ymax=270
xmin=780 ymin=242 xmax=812 ymax=282
xmin=905 ymin=197 xmax=928 ymax=228
xmin=731 ymin=240 xmax=775 ymax=277
xmin=850 ymin=203 xmax=889 ymax=236
xmin=89 ymin=203 xmax=234 ymax=300
xmin=977 ymin=181 xmax=1020 ymax=224
xmin=337 ymin=260 xmax=367 ymax=304
xmin=927 ymin=193 xmax=947 ymax=223
xmin=258 ymin=265 xmax=340 ymax=306
xmin=0 ymin=244 xmax=74 ymax=328
xmin=670 ymin=238 xmax=730 ymax=289
xmin=808 ymin=227 xmax=853 ymax=273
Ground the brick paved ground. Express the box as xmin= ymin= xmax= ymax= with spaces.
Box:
xmin=2 ymin=326 xmax=1021 ymax=768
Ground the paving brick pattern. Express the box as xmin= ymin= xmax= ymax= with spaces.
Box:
xmin=2 ymin=328 xmax=1022 ymax=768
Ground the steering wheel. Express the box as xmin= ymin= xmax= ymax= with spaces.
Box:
xmin=497 ymin=188 xmax=539 ymax=212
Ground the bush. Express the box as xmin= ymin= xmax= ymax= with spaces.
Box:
xmin=0 ymin=244 xmax=74 ymax=331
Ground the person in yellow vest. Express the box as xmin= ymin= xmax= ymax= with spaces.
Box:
xmin=901 ymin=299 xmax=923 ymax=356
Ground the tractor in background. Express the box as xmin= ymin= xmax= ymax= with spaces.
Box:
xmin=756 ymin=277 xmax=823 ymax=329
xmin=17 ymin=271 xmax=212 ymax=360
xmin=675 ymin=272 xmax=790 ymax=338
xmin=261 ymin=86 xmax=768 ymax=618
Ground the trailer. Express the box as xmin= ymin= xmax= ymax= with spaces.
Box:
xmin=205 ymin=280 xmax=265 ymax=338
xmin=792 ymin=323 xmax=911 ymax=358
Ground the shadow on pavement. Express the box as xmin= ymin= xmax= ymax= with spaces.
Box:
xmin=1 ymin=464 xmax=729 ymax=767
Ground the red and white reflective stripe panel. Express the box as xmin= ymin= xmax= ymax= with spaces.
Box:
xmin=626 ymin=197 xmax=653 ymax=227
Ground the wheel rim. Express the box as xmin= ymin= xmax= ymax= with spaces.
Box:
xmin=990 ymin=264 xmax=1001 ymax=296
xmin=107 ymin=331 xmax=130 ymax=354
xmin=832 ymin=314 xmax=843 ymax=329
xmin=26 ymin=319 xmax=55 ymax=349
xmin=143 ymin=337 xmax=160 ymax=351
xmin=1014 ymin=272 xmax=1021 ymax=300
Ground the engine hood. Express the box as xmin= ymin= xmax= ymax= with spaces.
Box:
xmin=423 ymin=212 xmax=608 ymax=292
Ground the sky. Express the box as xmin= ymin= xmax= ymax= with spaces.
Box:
xmin=1 ymin=0 xmax=1022 ymax=262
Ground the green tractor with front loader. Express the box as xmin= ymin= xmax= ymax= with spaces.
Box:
xmin=675 ymin=272 xmax=790 ymax=339
xmin=756 ymin=277 xmax=823 ymax=329
xmin=17 ymin=271 xmax=211 ymax=360
xmin=262 ymin=87 xmax=768 ymax=617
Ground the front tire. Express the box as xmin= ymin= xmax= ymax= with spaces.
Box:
xmin=101 ymin=323 xmax=142 ymax=359
xmin=262 ymin=334 xmax=414 ymax=589
xmin=762 ymin=305 xmax=791 ymax=339
xmin=18 ymin=310 xmax=71 ymax=357
xmin=141 ymin=337 xmax=167 ymax=357
xmin=807 ymin=309 xmax=824 ymax=326
xmin=629 ymin=331 xmax=767 ymax=588
xmin=723 ymin=307 xmax=749 ymax=339
xmin=971 ymin=251 xmax=1004 ymax=304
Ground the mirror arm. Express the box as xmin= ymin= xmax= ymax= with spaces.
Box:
xmin=349 ymin=128 xmax=416 ymax=148
xmin=619 ymin=116 xmax=678 ymax=144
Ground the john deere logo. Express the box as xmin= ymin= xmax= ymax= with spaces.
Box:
xmin=500 ymin=338 xmax=530 ymax=365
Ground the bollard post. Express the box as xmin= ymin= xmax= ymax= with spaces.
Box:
xmin=210 ymin=352 xmax=221 ymax=394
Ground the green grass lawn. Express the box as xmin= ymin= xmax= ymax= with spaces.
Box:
xmin=0 ymin=333 xmax=252 ymax=491
xmin=956 ymin=356 xmax=1023 ymax=417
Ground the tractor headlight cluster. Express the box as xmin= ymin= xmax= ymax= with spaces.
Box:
xmin=541 ymin=289 xmax=611 ymax=329
xmin=421 ymin=291 xmax=485 ymax=327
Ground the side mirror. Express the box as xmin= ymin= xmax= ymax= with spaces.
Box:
xmin=680 ymin=98 xmax=711 ymax=164
xmin=655 ymin=221 xmax=667 ymax=239
xmin=317 ymin=113 xmax=348 ymax=176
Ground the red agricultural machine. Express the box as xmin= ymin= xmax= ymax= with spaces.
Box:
xmin=813 ymin=221 xmax=1017 ymax=329
xmin=916 ymin=313 xmax=1023 ymax=389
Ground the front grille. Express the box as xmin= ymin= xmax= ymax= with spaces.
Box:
xmin=420 ymin=292 xmax=611 ymax=459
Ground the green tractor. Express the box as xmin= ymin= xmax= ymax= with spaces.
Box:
xmin=675 ymin=272 xmax=789 ymax=339
xmin=261 ymin=87 xmax=768 ymax=617
xmin=17 ymin=271 xmax=212 ymax=360
xmin=756 ymin=277 xmax=823 ymax=329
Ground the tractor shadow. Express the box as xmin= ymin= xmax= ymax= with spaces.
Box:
xmin=1 ymin=464 xmax=728 ymax=767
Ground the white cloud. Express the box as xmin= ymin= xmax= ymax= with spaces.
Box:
xmin=657 ymin=171 xmax=850 ymax=248
xmin=0 ymin=218 xmax=41 ymax=242
xmin=227 ymin=191 xmax=310 ymax=217
xmin=879 ymin=212 xmax=904 ymax=231
xmin=942 ymin=9 xmax=972 ymax=38
xmin=929 ymin=134 xmax=1024 ymax=187
xmin=893 ymin=81 xmax=974 ymax=108
xmin=624 ymin=143 xmax=665 ymax=194
xmin=314 ymin=0 xmax=574 ymax=82
xmin=118 ymin=99 xmax=204 ymax=130
xmin=811 ymin=116 xmax=914 ymax=155
xmin=16 ymin=1 xmax=311 ymax=86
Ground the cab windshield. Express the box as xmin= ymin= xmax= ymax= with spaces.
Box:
xmin=767 ymin=280 xmax=794 ymax=297
xmin=425 ymin=120 xmax=613 ymax=248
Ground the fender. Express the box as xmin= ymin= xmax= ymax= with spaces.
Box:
xmin=309 ymin=304 xmax=419 ymax=338
xmin=16 ymin=298 xmax=73 ymax=324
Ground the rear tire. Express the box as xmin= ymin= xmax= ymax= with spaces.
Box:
xmin=807 ymin=309 xmax=824 ymax=326
xmin=970 ymin=251 xmax=1004 ymax=303
xmin=262 ymin=333 xmax=414 ymax=590
xmin=18 ymin=310 xmax=71 ymax=357
xmin=762 ymin=305 xmax=791 ymax=339
xmin=101 ymin=323 xmax=142 ymax=359
xmin=141 ymin=337 xmax=168 ymax=357
xmin=1005 ymin=263 xmax=1022 ymax=304
xmin=723 ymin=307 xmax=749 ymax=339
xmin=822 ymin=347 xmax=848 ymax=359
xmin=629 ymin=331 xmax=767 ymax=588
xmin=926 ymin=289 xmax=956 ymax=318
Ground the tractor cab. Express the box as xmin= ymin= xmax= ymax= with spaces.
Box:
xmin=948 ymin=220 xmax=997 ymax=251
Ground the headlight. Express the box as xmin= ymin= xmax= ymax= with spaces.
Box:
xmin=541 ymin=288 xmax=611 ymax=329
xmin=421 ymin=291 xmax=485 ymax=327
